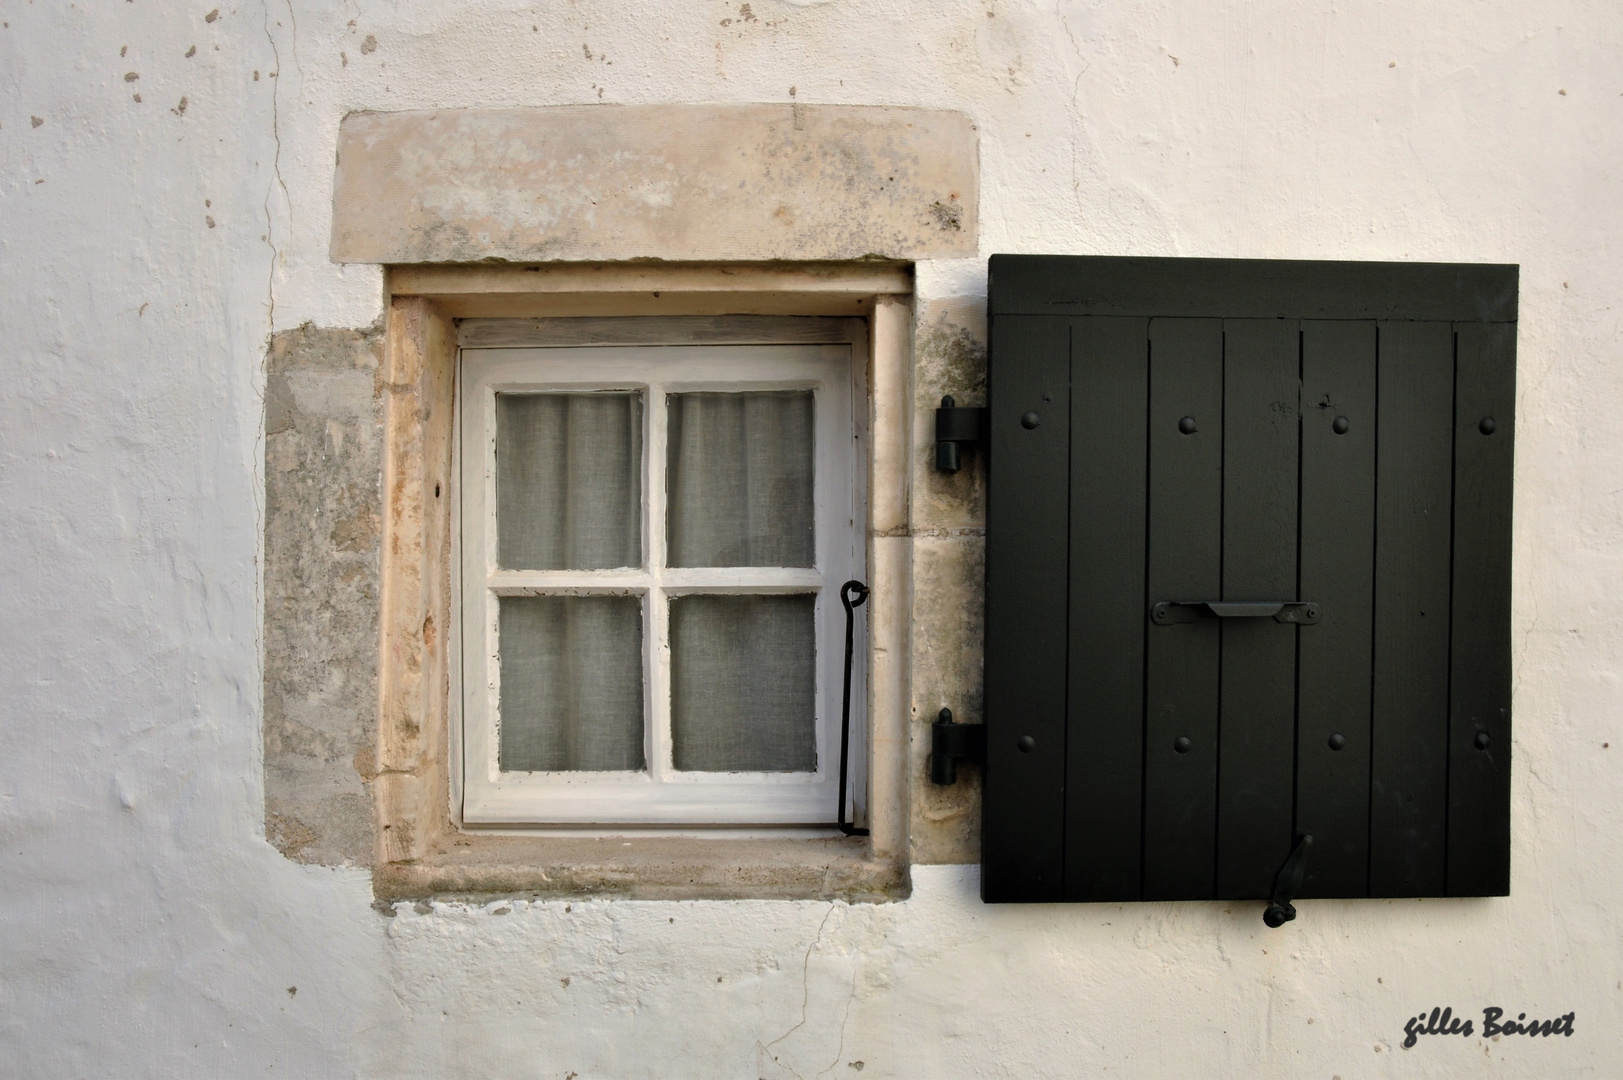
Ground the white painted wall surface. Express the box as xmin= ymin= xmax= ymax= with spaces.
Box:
xmin=2 ymin=1 xmax=1620 ymax=1076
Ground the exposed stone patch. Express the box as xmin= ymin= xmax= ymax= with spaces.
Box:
xmin=912 ymin=297 xmax=987 ymax=529
xmin=263 ymin=321 xmax=384 ymax=866
xmin=909 ymin=536 xmax=985 ymax=864
xmin=908 ymin=297 xmax=988 ymax=864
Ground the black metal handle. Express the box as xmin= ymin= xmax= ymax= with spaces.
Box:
xmin=836 ymin=580 xmax=870 ymax=837
xmin=1151 ymin=601 xmax=1320 ymax=625
xmin=1263 ymin=834 xmax=1314 ymax=928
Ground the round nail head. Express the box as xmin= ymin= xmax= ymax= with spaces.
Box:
xmin=1174 ymin=736 xmax=1192 ymax=754
xmin=1474 ymin=731 xmax=1491 ymax=750
xmin=1333 ymin=415 xmax=1350 ymax=435
xmin=1021 ymin=411 xmax=1040 ymax=430
xmin=1479 ymin=416 xmax=1497 ymax=435
xmin=1328 ymin=733 xmax=1347 ymax=751
xmin=1178 ymin=416 xmax=1198 ymax=435
xmin=1017 ymin=735 xmax=1036 ymax=753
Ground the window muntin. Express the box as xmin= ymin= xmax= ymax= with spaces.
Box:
xmin=459 ymin=344 xmax=862 ymax=825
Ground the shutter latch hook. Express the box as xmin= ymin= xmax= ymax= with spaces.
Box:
xmin=1264 ymin=834 xmax=1314 ymax=928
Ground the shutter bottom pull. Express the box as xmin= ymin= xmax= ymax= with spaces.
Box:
xmin=1263 ymin=834 xmax=1314 ymax=927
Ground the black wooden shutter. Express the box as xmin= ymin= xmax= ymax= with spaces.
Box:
xmin=981 ymin=256 xmax=1517 ymax=904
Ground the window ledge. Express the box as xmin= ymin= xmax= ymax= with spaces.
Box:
xmin=374 ymin=835 xmax=908 ymax=904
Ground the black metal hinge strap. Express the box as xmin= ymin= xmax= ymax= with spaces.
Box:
xmin=1263 ymin=834 xmax=1314 ymax=928
xmin=935 ymin=396 xmax=989 ymax=473
xmin=1150 ymin=601 xmax=1321 ymax=625
xmin=929 ymin=708 xmax=987 ymax=785
xmin=835 ymin=580 xmax=870 ymax=837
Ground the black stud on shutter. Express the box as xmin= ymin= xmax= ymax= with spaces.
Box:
xmin=981 ymin=256 xmax=1517 ymax=906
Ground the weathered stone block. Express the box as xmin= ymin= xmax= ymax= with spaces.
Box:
xmin=263 ymin=322 xmax=384 ymax=866
xmin=909 ymin=534 xmax=985 ymax=865
xmin=331 ymin=105 xmax=978 ymax=264
xmin=912 ymin=296 xmax=987 ymax=530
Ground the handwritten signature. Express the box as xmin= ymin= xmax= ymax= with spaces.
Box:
xmin=1404 ymin=1007 xmax=1576 ymax=1047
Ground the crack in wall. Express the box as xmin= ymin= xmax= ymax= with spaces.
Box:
xmin=757 ymin=903 xmax=838 ymax=1079
xmin=261 ymin=0 xmax=289 ymax=333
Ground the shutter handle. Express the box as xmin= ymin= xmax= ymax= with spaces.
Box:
xmin=1263 ymin=834 xmax=1314 ymax=928
xmin=1151 ymin=601 xmax=1321 ymax=625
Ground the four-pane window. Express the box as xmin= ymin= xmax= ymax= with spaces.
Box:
xmin=459 ymin=344 xmax=862 ymax=825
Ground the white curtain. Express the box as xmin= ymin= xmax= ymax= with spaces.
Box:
xmin=497 ymin=392 xmax=642 ymax=570
xmin=494 ymin=387 xmax=820 ymax=774
xmin=669 ymin=594 xmax=817 ymax=772
xmin=499 ymin=595 xmax=645 ymax=771
xmin=666 ymin=391 xmax=815 ymax=567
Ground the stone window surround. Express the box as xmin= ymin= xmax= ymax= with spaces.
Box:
xmin=375 ymin=262 xmax=915 ymax=902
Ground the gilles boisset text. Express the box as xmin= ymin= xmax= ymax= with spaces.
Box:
xmin=1403 ymin=1007 xmax=1575 ymax=1047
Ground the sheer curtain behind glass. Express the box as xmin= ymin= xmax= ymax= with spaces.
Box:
xmin=499 ymin=596 xmax=645 ymax=771
xmin=497 ymin=392 xmax=642 ymax=570
xmin=667 ymin=391 xmax=814 ymax=567
xmin=495 ymin=391 xmax=646 ymax=772
xmin=665 ymin=389 xmax=819 ymax=772
xmin=669 ymin=594 xmax=817 ymax=772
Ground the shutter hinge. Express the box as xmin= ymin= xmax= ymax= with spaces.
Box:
xmin=930 ymin=708 xmax=986 ymax=785
xmin=935 ymin=396 xmax=989 ymax=473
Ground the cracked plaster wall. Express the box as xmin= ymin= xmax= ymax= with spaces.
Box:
xmin=5 ymin=1 xmax=1623 ymax=1077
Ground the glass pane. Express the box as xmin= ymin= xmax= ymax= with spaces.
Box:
xmin=666 ymin=391 xmax=814 ymax=567
xmin=669 ymin=594 xmax=816 ymax=772
xmin=497 ymin=392 xmax=642 ymax=570
xmin=498 ymin=595 xmax=645 ymax=772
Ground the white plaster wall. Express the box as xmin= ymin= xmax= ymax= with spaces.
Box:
xmin=1 ymin=1 xmax=1619 ymax=1076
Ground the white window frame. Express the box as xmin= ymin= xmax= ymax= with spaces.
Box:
xmin=458 ymin=342 xmax=868 ymax=825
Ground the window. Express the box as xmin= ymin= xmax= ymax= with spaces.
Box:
xmin=458 ymin=340 xmax=866 ymax=825
xmin=373 ymin=268 xmax=913 ymax=902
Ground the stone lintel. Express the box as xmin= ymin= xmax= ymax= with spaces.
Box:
xmin=332 ymin=105 xmax=978 ymax=264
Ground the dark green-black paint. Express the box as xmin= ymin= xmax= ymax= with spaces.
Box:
xmin=1296 ymin=321 xmax=1377 ymax=898
xmin=1447 ymin=322 xmax=1515 ymax=897
xmin=1064 ymin=317 xmax=1149 ymax=902
xmin=1369 ymin=322 xmax=1455 ymax=897
xmin=981 ymin=315 xmax=1070 ymax=902
xmin=1216 ymin=319 xmax=1301 ymax=899
xmin=1142 ymin=318 xmax=1223 ymax=901
xmin=981 ymin=256 xmax=1516 ymax=906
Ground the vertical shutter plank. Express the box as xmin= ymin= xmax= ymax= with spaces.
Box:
xmin=1370 ymin=321 xmax=1454 ymax=897
xmin=1064 ymin=316 xmax=1149 ymax=902
xmin=1143 ymin=318 xmax=1224 ymax=901
xmin=983 ymin=315 xmax=1071 ymax=902
xmin=1216 ymin=319 xmax=1301 ymax=899
xmin=1296 ymin=321 xmax=1377 ymax=898
xmin=1448 ymin=322 xmax=1514 ymax=896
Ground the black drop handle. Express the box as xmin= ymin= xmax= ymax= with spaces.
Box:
xmin=1263 ymin=834 xmax=1314 ymax=928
